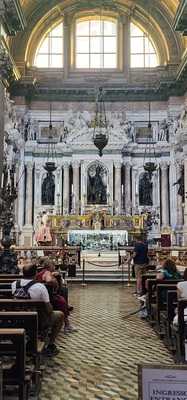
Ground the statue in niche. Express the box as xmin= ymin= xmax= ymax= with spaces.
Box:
xmin=139 ymin=173 xmax=153 ymax=206
xmin=87 ymin=164 xmax=107 ymax=204
xmin=42 ymin=172 xmax=55 ymax=205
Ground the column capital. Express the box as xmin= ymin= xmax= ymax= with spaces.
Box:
xmin=63 ymin=161 xmax=70 ymax=169
xmin=160 ymin=161 xmax=169 ymax=170
xmin=26 ymin=162 xmax=33 ymax=170
xmin=123 ymin=161 xmax=131 ymax=169
xmin=72 ymin=160 xmax=80 ymax=169
xmin=114 ymin=161 xmax=121 ymax=169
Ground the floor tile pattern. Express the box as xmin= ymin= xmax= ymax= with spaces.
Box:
xmin=39 ymin=284 xmax=173 ymax=400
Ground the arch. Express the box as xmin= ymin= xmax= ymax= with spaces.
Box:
xmin=10 ymin=0 xmax=184 ymax=72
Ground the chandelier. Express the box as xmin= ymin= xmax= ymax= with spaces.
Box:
xmin=43 ymin=103 xmax=57 ymax=173
xmin=92 ymin=87 xmax=109 ymax=157
xmin=143 ymin=102 xmax=157 ymax=179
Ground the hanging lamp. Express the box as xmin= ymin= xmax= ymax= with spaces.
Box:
xmin=92 ymin=87 xmax=109 ymax=156
xmin=43 ymin=103 xmax=57 ymax=173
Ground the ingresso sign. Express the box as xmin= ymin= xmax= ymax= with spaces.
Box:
xmin=138 ymin=364 xmax=187 ymax=400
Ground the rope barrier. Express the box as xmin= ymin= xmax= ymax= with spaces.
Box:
xmin=86 ymin=260 xmax=120 ymax=268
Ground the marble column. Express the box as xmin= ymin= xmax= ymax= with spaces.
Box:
xmin=175 ymin=163 xmax=183 ymax=228
xmin=131 ymin=165 xmax=138 ymax=214
xmin=35 ymin=167 xmax=41 ymax=208
xmin=169 ymin=161 xmax=178 ymax=229
xmin=160 ymin=162 xmax=169 ymax=228
xmin=124 ymin=162 xmax=131 ymax=214
xmin=56 ymin=167 xmax=62 ymax=215
xmin=63 ymin=162 xmax=70 ymax=215
xmin=114 ymin=162 xmax=121 ymax=215
xmin=174 ymin=163 xmax=183 ymax=245
xmin=25 ymin=162 xmax=33 ymax=226
xmin=14 ymin=164 xmax=19 ymax=226
xmin=17 ymin=160 xmax=25 ymax=229
xmin=72 ymin=161 xmax=80 ymax=215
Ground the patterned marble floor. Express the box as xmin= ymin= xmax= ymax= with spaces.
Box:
xmin=39 ymin=284 xmax=173 ymax=400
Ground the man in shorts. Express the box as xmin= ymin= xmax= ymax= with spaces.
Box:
xmin=133 ymin=236 xmax=149 ymax=296
xmin=12 ymin=263 xmax=64 ymax=356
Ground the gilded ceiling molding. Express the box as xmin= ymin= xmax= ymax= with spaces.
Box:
xmin=1 ymin=0 xmax=26 ymax=35
xmin=0 ymin=37 xmax=20 ymax=86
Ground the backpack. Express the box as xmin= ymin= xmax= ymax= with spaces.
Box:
xmin=14 ymin=280 xmax=36 ymax=299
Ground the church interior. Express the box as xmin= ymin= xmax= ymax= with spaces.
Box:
xmin=1 ymin=0 xmax=187 ymax=399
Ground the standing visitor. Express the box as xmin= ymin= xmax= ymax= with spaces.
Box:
xmin=133 ymin=235 xmax=149 ymax=296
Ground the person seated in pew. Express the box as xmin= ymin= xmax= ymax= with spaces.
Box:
xmin=11 ymin=263 xmax=64 ymax=356
xmin=36 ymin=258 xmax=77 ymax=334
xmin=173 ymin=268 xmax=187 ymax=326
xmin=156 ymin=258 xmax=181 ymax=280
xmin=139 ymin=259 xmax=181 ymax=317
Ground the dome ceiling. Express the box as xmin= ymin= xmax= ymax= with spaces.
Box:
xmin=14 ymin=0 xmax=184 ymax=66
xmin=20 ymin=0 xmax=180 ymax=18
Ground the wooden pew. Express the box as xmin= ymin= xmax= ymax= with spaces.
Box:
xmin=141 ymin=273 xmax=157 ymax=295
xmin=163 ymin=290 xmax=177 ymax=347
xmin=0 ymin=274 xmax=22 ymax=280
xmin=0 ymin=278 xmax=21 ymax=284
xmin=0 ymin=282 xmax=13 ymax=298
xmin=147 ymin=279 xmax=182 ymax=321
xmin=0 ymin=299 xmax=46 ymax=333
xmin=172 ymin=299 xmax=187 ymax=362
xmin=155 ymin=283 xmax=178 ymax=334
xmin=0 ymin=328 xmax=33 ymax=400
xmin=0 ymin=312 xmax=44 ymax=393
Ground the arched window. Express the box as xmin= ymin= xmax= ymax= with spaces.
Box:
xmin=35 ymin=23 xmax=63 ymax=68
xmin=130 ymin=23 xmax=158 ymax=68
xmin=76 ymin=18 xmax=117 ymax=68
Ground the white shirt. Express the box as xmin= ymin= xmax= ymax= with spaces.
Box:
xmin=177 ymin=281 xmax=187 ymax=299
xmin=173 ymin=281 xmax=187 ymax=325
xmin=12 ymin=279 xmax=50 ymax=303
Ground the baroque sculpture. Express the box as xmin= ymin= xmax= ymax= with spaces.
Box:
xmin=139 ymin=172 xmax=153 ymax=206
xmin=87 ymin=163 xmax=107 ymax=204
xmin=42 ymin=172 xmax=55 ymax=205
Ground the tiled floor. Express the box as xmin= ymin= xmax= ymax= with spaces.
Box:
xmin=39 ymin=284 xmax=173 ymax=400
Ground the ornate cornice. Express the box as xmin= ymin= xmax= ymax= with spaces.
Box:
xmin=173 ymin=0 xmax=187 ymax=35
xmin=10 ymin=79 xmax=187 ymax=102
xmin=0 ymin=37 xmax=20 ymax=85
xmin=1 ymin=0 xmax=26 ymax=35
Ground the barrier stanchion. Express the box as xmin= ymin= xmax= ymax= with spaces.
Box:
xmin=82 ymin=258 xmax=86 ymax=287
xmin=127 ymin=258 xmax=131 ymax=287
xmin=121 ymin=257 xmax=124 ymax=285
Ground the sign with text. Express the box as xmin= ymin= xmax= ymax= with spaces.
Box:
xmin=138 ymin=365 xmax=187 ymax=400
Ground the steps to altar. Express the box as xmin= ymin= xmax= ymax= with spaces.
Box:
xmin=67 ymin=250 xmax=132 ymax=283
